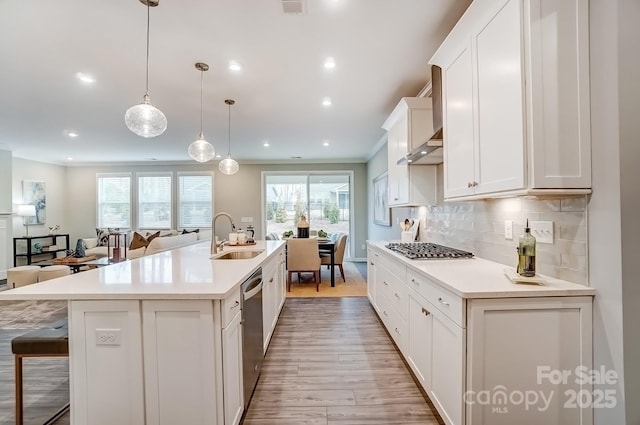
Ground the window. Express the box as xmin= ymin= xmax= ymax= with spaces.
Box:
xmin=178 ymin=174 xmax=213 ymax=228
xmin=264 ymin=172 xmax=352 ymax=257
xmin=97 ymin=174 xmax=131 ymax=228
xmin=138 ymin=174 xmax=172 ymax=229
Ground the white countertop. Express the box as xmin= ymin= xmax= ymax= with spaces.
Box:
xmin=1 ymin=240 xmax=285 ymax=301
xmin=369 ymin=241 xmax=595 ymax=298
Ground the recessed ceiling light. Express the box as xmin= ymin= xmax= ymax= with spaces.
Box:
xmin=66 ymin=157 xmax=73 ymax=161
xmin=263 ymin=142 xmax=270 ymax=147
xmin=75 ymin=72 xmax=95 ymax=84
xmin=322 ymin=97 xmax=332 ymax=107
xmin=64 ymin=130 xmax=79 ymax=138
xmin=324 ymin=57 xmax=336 ymax=69
xmin=229 ymin=60 xmax=242 ymax=71
xmin=323 ymin=141 xmax=330 ymax=147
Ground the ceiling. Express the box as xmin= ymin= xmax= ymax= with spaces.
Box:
xmin=0 ymin=0 xmax=471 ymax=166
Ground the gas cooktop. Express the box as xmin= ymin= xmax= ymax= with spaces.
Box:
xmin=385 ymin=242 xmax=474 ymax=260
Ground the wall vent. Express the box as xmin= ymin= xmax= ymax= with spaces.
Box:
xmin=281 ymin=0 xmax=306 ymax=15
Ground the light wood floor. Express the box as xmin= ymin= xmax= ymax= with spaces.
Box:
xmin=242 ymin=297 xmax=444 ymax=425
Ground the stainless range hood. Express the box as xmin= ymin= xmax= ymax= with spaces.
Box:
xmin=398 ymin=65 xmax=443 ymax=165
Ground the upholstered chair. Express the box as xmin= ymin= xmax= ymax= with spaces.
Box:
xmin=320 ymin=233 xmax=348 ymax=282
xmin=286 ymin=238 xmax=321 ymax=291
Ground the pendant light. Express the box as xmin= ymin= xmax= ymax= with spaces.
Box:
xmin=219 ymin=99 xmax=239 ymax=175
xmin=188 ymin=62 xmax=215 ymax=162
xmin=124 ymin=0 xmax=167 ymax=138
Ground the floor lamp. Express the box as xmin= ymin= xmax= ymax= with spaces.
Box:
xmin=17 ymin=205 xmax=36 ymax=237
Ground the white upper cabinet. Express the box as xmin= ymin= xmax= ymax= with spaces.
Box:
xmin=431 ymin=0 xmax=591 ymax=200
xmin=382 ymin=97 xmax=439 ymax=207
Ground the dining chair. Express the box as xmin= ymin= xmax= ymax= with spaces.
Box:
xmin=320 ymin=233 xmax=348 ymax=282
xmin=286 ymin=238 xmax=321 ymax=291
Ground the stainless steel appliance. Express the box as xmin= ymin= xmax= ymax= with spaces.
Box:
xmin=386 ymin=242 xmax=473 ymax=260
xmin=241 ymin=267 xmax=263 ymax=409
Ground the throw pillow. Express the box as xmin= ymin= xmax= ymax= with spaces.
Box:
xmin=129 ymin=232 xmax=150 ymax=250
xmin=96 ymin=228 xmax=110 ymax=247
xmin=146 ymin=231 xmax=161 ymax=243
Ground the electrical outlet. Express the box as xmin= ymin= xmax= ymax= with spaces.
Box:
xmin=504 ymin=220 xmax=513 ymax=240
xmin=530 ymin=221 xmax=554 ymax=244
xmin=96 ymin=329 xmax=122 ymax=346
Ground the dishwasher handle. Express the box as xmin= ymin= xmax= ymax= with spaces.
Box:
xmin=242 ymin=268 xmax=263 ymax=300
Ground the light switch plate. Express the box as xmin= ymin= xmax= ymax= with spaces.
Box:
xmin=530 ymin=221 xmax=554 ymax=244
xmin=504 ymin=220 xmax=513 ymax=240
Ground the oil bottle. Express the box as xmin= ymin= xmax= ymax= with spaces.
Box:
xmin=517 ymin=219 xmax=536 ymax=277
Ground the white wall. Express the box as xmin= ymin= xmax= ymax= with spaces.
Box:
xmin=589 ymin=0 xmax=640 ymax=422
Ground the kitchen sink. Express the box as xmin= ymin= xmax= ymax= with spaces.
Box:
xmin=212 ymin=250 xmax=264 ymax=260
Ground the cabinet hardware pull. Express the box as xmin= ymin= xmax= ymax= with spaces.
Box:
xmin=269 ymin=277 xmax=274 ymax=283
xmin=370 ymin=262 xmax=374 ymax=265
xmin=383 ymin=310 xmax=388 ymax=316
xmin=231 ymin=300 xmax=240 ymax=309
xmin=394 ymin=328 xmax=399 ymax=334
xmin=468 ymin=182 xmax=473 ymax=188
xmin=394 ymin=293 xmax=400 ymax=298
xmin=473 ymin=181 xmax=478 ymax=187
xmin=411 ymin=278 xmax=418 ymax=285
xmin=421 ymin=307 xmax=430 ymax=316
xmin=438 ymin=297 xmax=450 ymax=306
xmin=384 ymin=281 xmax=389 ymax=286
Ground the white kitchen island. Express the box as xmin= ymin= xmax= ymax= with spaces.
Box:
xmin=0 ymin=240 xmax=286 ymax=425
xmin=367 ymin=241 xmax=596 ymax=425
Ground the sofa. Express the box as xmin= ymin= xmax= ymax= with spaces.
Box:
xmin=80 ymin=229 xmax=206 ymax=260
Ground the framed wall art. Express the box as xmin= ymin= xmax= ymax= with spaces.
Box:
xmin=373 ymin=172 xmax=391 ymax=226
xmin=23 ymin=180 xmax=46 ymax=225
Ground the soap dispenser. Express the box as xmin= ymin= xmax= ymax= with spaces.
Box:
xmin=517 ymin=219 xmax=536 ymax=277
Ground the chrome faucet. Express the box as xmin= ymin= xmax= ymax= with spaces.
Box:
xmin=211 ymin=212 xmax=236 ymax=254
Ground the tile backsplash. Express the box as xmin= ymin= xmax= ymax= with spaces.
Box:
xmin=415 ymin=196 xmax=589 ymax=285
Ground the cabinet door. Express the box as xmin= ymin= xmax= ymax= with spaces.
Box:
xmin=387 ymin=120 xmax=408 ymax=206
xmin=431 ymin=310 xmax=465 ymax=425
xmin=262 ymin=268 xmax=275 ymax=354
xmin=474 ymin=0 xmax=525 ymax=194
xmin=443 ymin=43 xmax=476 ymax=198
xmin=142 ymin=300 xmax=217 ymax=425
xmin=222 ymin=311 xmax=244 ymax=425
xmin=408 ymin=295 xmax=433 ymax=391
xmin=466 ymin=297 xmax=593 ymax=425
xmin=367 ymin=248 xmax=378 ymax=308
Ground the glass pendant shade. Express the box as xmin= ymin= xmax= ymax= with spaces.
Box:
xmin=219 ymin=157 xmax=239 ymax=175
xmin=125 ymin=94 xmax=167 ymax=138
xmin=189 ymin=133 xmax=215 ymax=162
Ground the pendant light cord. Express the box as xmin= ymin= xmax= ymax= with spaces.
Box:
xmin=199 ymin=70 xmax=204 ymax=136
xmin=227 ymin=103 xmax=232 ymax=157
xmin=145 ymin=1 xmax=150 ymax=96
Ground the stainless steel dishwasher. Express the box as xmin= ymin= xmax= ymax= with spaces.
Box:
xmin=241 ymin=267 xmax=264 ymax=408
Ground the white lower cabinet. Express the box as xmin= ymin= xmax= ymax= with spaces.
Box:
xmin=366 ymin=247 xmax=379 ymax=309
xmin=431 ymin=308 xmax=465 ymax=425
xmin=142 ymin=300 xmax=218 ymax=425
xmin=262 ymin=248 xmax=286 ymax=353
xmin=407 ymin=294 xmax=433 ymax=390
xmin=366 ymin=245 xmax=594 ymax=425
xmin=466 ymin=297 xmax=593 ymax=425
xmin=222 ymin=310 xmax=244 ymax=425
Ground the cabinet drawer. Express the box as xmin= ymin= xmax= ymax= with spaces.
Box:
xmin=222 ymin=287 xmax=242 ymax=328
xmin=378 ymin=268 xmax=408 ymax=318
xmin=376 ymin=293 xmax=409 ymax=354
xmin=407 ymin=269 xmax=464 ymax=327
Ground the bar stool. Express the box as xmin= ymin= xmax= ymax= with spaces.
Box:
xmin=38 ymin=265 xmax=71 ymax=282
xmin=7 ymin=266 xmax=41 ymax=288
